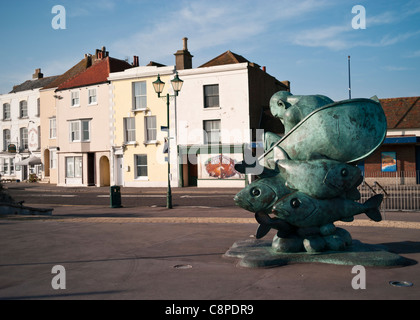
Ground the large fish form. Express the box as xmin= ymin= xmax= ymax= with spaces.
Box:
xmin=233 ymin=174 xmax=293 ymax=214
xmin=268 ymin=148 xmax=363 ymax=200
xmin=272 ymin=191 xmax=383 ymax=228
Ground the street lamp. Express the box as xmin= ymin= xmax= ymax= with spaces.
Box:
xmin=153 ymin=72 xmax=183 ymax=209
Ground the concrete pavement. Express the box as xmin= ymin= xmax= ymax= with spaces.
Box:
xmin=0 ymin=189 xmax=419 ymax=301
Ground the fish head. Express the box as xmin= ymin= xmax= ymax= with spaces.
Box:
xmin=323 ymin=162 xmax=363 ymax=191
xmin=234 ymin=176 xmax=286 ymax=213
xmin=272 ymin=192 xmax=318 ymax=226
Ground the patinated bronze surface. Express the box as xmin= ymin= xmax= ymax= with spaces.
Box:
xmin=229 ymin=92 xmax=409 ymax=266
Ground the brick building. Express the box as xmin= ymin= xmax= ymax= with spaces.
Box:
xmin=362 ymin=96 xmax=420 ymax=184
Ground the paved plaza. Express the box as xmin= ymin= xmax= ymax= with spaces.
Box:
xmin=0 ymin=185 xmax=419 ymax=302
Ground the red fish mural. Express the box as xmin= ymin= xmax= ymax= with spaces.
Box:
xmin=205 ymin=155 xmax=240 ymax=179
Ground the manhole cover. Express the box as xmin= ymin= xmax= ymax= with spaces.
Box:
xmin=389 ymin=281 xmax=413 ymax=287
xmin=173 ymin=264 xmax=192 ymax=269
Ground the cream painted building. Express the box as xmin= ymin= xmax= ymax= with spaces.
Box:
xmin=54 ymin=51 xmax=132 ymax=187
xmin=109 ymin=65 xmax=177 ymax=187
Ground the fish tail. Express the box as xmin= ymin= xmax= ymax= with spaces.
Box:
xmin=363 ymin=194 xmax=383 ymax=222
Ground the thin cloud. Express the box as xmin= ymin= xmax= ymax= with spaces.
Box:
xmin=111 ymin=0 xmax=333 ymax=61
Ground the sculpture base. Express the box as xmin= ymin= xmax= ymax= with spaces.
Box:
xmin=224 ymin=238 xmax=413 ymax=268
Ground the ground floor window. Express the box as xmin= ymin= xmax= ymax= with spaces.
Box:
xmin=1 ymin=158 xmax=14 ymax=175
xmin=66 ymin=156 xmax=82 ymax=178
xmin=135 ymin=154 xmax=147 ymax=178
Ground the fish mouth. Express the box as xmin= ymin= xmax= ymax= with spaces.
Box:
xmin=233 ymin=195 xmax=254 ymax=212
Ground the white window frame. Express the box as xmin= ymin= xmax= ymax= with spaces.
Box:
xmin=66 ymin=156 xmax=82 ymax=178
xmin=124 ymin=117 xmax=136 ymax=143
xmin=134 ymin=154 xmax=148 ymax=179
xmin=20 ymin=127 xmax=28 ymax=150
xmin=69 ymin=120 xmax=90 ymax=142
xmin=19 ymin=100 xmax=28 ymax=118
xmin=204 ymin=84 xmax=220 ymax=109
xmin=132 ymin=81 xmax=147 ymax=111
xmin=49 ymin=118 xmax=57 ymax=139
xmin=203 ymin=120 xmax=221 ymax=144
xmin=71 ymin=90 xmax=80 ymax=107
xmin=3 ymin=103 xmax=11 ymax=120
xmin=145 ymin=116 xmax=157 ymax=143
xmin=88 ymin=88 xmax=97 ymax=105
xmin=3 ymin=129 xmax=10 ymax=151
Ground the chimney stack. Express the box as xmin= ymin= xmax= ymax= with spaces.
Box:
xmin=133 ymin=56 xmax=139 ymax=67
xmin=174 ymin=37 xmax=193 ymax=70
xmin=32 ymin=68 xmax=43 ymax=79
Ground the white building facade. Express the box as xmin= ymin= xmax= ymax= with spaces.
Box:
xmin=0 ymin=70 xmax=57 ymax=181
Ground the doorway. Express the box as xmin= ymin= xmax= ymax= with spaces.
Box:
xmin=87 ymin=153 xmax=95 ymax=186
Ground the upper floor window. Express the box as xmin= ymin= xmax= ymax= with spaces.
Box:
xmin=36 ymin=98 xmax=40 ymax=116
xmin=204 ymin=84 xmax=219 ymax=108
xmin=145 ymin=116 xmax=157 ymax=142
xmin=69 ymin=119 xmax=90 ymax=142
xmin=203 ymin=119 xmax=221 ymax=144
xmin=19 ymin=100 xmax=28 ymax=118
xmin=132 ymin=81 xmax=147 ymax=110
xmin=124 ymin=117 xmax=136 ymax=143
xmin=49 ymin=118 xmax=57 ymax=139
xmin=20 ymin=127 xmax=28 ymax=150
xmin=3 ymin=103 xmax=10 ymax=120
xmin=88 ymin=88 xmax=97 ymax=105
xmin=3 ymin=129 xmax=10 ymax=151
xmin=71 ymin=91 xmax=80 ymax=107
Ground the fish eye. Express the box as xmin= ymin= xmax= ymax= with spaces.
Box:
xmin=250 ymin=188 xmax=261 ymax=197
xmin=290 ymin=198 xmax=300 ymax=208
xmin=341 ymin=168 xmax=348 ymax=177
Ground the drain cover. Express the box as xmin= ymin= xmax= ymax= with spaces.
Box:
xmin=173 ymin=264 xmax=192 ymax=269
xmin=389 ymin=281 xmax=413 ymax=287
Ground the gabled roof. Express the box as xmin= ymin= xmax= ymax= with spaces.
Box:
xmin=9 ymin=75 xmax=60 ymax=93
xmin=379 ymin=96 xmax=420 ymax=129
xmin=57 ymin=57 xmax=132 ymax=91
xmin=42 ymin=57 xmax=92 ymax=90
xmin=199 ymin=50 xmax=252 ymax=68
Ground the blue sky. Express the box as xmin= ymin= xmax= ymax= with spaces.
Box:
xmin=0 ymin=0 xmax=419 ymax=101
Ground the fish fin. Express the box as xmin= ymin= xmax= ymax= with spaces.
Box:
xmin=370 ymin=95 xmax=380 ymax=102
xmin=364 ymin=194 xmax=384 ymax=222
xmin=256 ymin=224 xmax=272 ymax=239
xmin=306 ymin=152 xmax=331 ymax=160
xmin=254 ymin=212 xmax=273 ymax=239
xmin=273 ymin=146 xmax=289 ymax=161
xmin=285 ymin=181 xmax=297 ymax=190
xmin=255 ymin=211 xmax=271 ymax=225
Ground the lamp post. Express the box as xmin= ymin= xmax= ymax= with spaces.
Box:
xmin=153 ymin=72 xmax=183 ymax=209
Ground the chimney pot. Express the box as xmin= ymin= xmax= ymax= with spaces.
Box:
xmin=174 ymin=37 xmax=193 ymax=70
xmin=32 ymin=68 xmax=43 ymax=79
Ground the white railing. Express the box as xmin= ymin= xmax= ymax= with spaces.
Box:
xmin=358 ymin=171 xmax=420 ymax=211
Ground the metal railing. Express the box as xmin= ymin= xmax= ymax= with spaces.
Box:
xmin=358 ymin=172 xmax=420 ymax=211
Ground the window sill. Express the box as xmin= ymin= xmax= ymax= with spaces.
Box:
xmin=135 ymin=177 xmax=149 ymax=181
xmin=132 ymin=108 xmax=148 ymax=113
xmin=204 ymin=106 xmax=221 ymax=110
xmin=123 ymin=141 xmax=138 ymax=147
xmin=18 ymin=116 xmax=29 ymax=120
xmin=143 ymin=140 xmax=159 ymax=146
xmin=88 ymin=102 xmax=98 ymax=106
